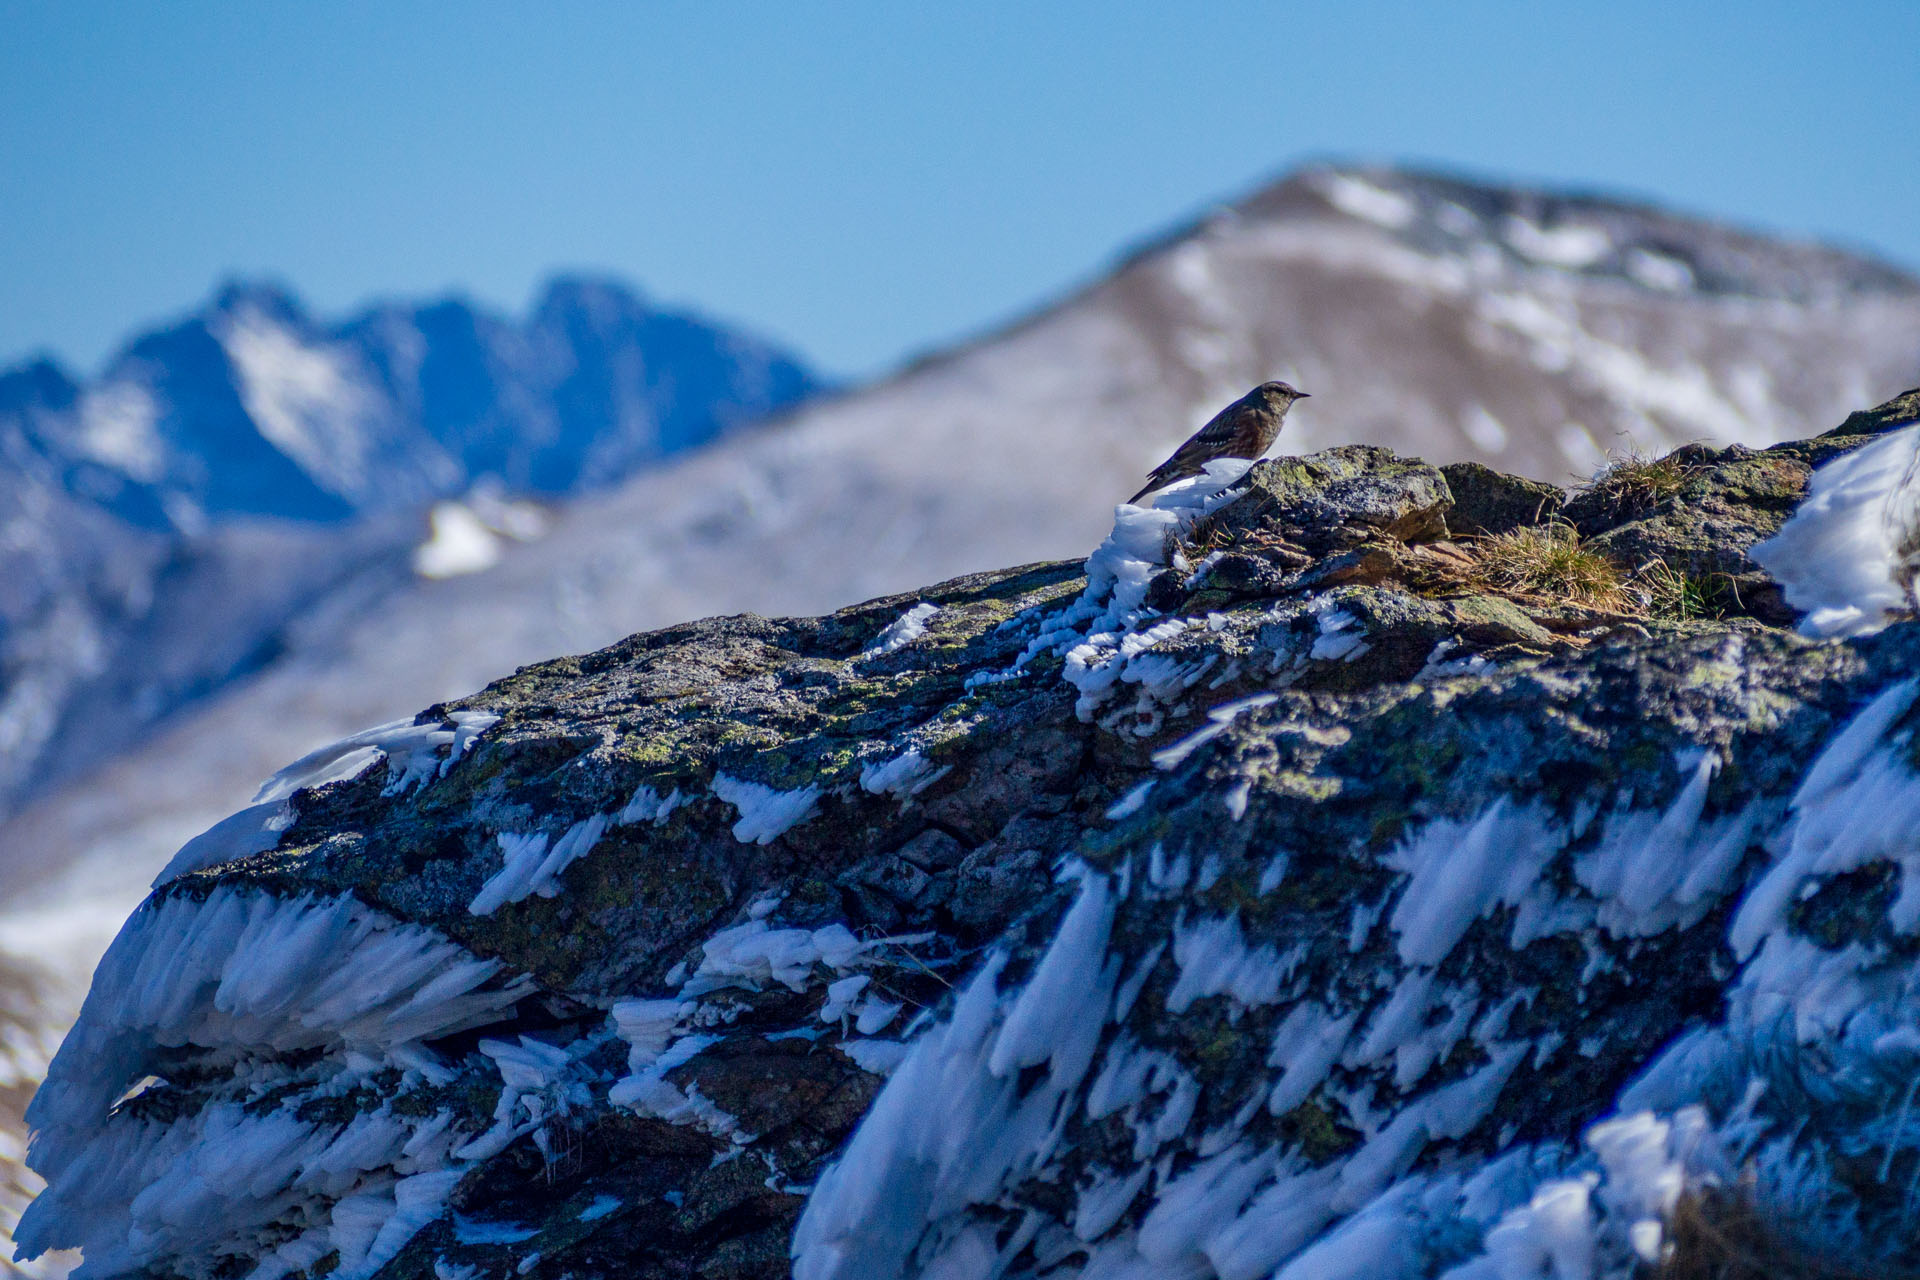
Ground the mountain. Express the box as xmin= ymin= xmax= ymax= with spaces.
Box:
xmin=2 ymin=277 xmax=818 ymax=525
xmin=0 ymin=277 xmax=821 ymax=814
xmin=19 ymin=394 xmax=1920 ymax=1278
xmin=1 ymin=161 xmax=1918 ymax=1268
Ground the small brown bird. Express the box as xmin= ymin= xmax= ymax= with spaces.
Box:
xmin=1129 ymin=381 xmax=1310 ymax=504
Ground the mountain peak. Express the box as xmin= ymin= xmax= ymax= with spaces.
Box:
xmin=0 ymin=354 xmax=80 ymax=410
xmin=531 ymin=275 xmax=653 ymax=328
xmin=1245 ymin=162 xmax=1920 ymax=302
xmin=204 ymin=278 xmax=310 ymax=330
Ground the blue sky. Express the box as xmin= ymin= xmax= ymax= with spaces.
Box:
xmin=3 ymin=2 xmax=1917 ymax=379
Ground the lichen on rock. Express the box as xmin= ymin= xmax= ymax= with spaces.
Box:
xmin=18 ymin=390 xmax=1920 ymax=1280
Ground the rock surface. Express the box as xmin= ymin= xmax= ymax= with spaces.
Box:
xmin=18 ymin=391 xmax=1920 ymax=1279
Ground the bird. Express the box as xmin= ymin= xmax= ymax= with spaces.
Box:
xmin=1128 ymin=381 xmax=1310 ymax=504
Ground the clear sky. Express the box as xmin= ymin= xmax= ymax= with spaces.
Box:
xmin=3 ymin=2 xmax=1917 ymax=380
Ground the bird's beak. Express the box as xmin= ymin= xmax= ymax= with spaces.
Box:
xmin=1296 ymin=391 xmax=1310 ymax=398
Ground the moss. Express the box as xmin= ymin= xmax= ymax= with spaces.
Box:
xmin=1276 ymin=1096 xmax=1360 ymax=1163
xmin=1262 ymin=770 xmax=1345 ymax=802
xmin=296 ymin=1085 xmax=383 ymax=1125
xmin=1168 ymin=1014 xmax=1253 ymax=1076
xmin=1788 ymin=863 xmax=1898 ymax=949
xmin=390 ymin=1088 xmax=447 ymax=1119
xmin=613 ymin=736 xmax=682 ymax=767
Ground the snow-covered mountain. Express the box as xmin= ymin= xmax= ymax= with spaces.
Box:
xmin=0 ymin=278 xmax=820 ymax=814
xmin=0 ymin=161 xmax=1918 ymax=1268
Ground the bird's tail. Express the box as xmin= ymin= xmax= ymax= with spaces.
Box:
xmin=1127 ymin=478 xmax=1158 ymax=505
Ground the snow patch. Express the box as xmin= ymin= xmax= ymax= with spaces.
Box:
xmin=859 ymin=749 xmax=951 ymax=801
xmin=1318 ymin=174 xmax=1418 ymax=230
xmin=712 ymin=772 xmax=823 ymax=845
xmin=156 ymin=711 xmax=500 ymax=887
xmin=14 ymin=888 xmax=534 ymax=1273
xmin=1501 ymin=216 xmax=1612 ymax=269
xmin=468 ymin=813 xmax=611 ymax=916
xmin=861 ymin=602 xmax=942 ymax=658
xmin=1751 ymin=422 xmax=1920 ymax=637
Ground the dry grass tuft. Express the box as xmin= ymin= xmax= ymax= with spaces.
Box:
xmin=1578 ymin=448 xmax=1701 ymax=519
xmin=1655 ymin=1188 xmax=1899 ymax=1280
xmin=1467 ymin=520 xmax=1633 ymax=612
xmin=1635 ymin=559 xmax=1737 ymax=621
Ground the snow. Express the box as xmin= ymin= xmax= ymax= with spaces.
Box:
xmin=1309 ymin=609 xmax=1370 ymax=662
xmin=1728 ymin=679 xmax=1920 ymax=957
xmin=1460 ymin=405 xmax=1510 ymax=452
xmin=579 ymin=1194 xmax=622 ymax=1221
xmin=793 ymin=873 xmax=1120 ymax=1280
xmin=1625 ymin=248 xmax=1695 ymax=293
xmin=862 ymin=602 xmax=942 ymax=657
xmin=617 ymin=783 xmax=686 ymax=825
xmin=1384 ymin=800 xmax=1563 ymax=966
xmin=860 ymin=748 xmax=951 ymax=801
xmin=468 ymin=813 xmax=611 ymax=916
xmin=217 ymin=306 xmax=383 ymax=497
xmin=156 ymin=710 xmax=500 ymax=886
xmin=681 ymin=920 xmax=869 ymax=995
xmin=783 ymin=668 xmax=1920 ymax=1278
xmin=1500 ymin=217 xmax=1612 ymax=269
xmin=1476 ymin=289 xmax=1760 ymax=445
xmin=413 ymin=501 xmax=504 ymax=578
xmin=75 ymin=380 xmax=164 ymax=480
xmin=712 ymin=772 xmax=823 ymax=845
xmin=980 ymin=459 xmax=1255 ymax=721
xmin=453 ymin=1216 xmax=539 ymax=1245
xmin=1750 ymin=422 xmax=1920 ymax=637
xmin=602 ymin=909 xmax=935 ymax=1157
xmin=412 ymin=490 xmax=552 ymax=580
xmin=1150 ymin=694 xmax=1277 ymax=770
xmin=1268 ymin=1004 xmax=1358 ymax=1117
xmin=1105 ymin=780 xmax=1156 ymax=821
xmin=26 ymin=169 xmax=1920 ymax=1280
xmin=1316 ymin=174 xmax=1418 ymax=230
xmin=1165 ymin=913 xmax=1298 ymax=1015
xmin=13 ymin=887 xmax=536 ymax=1274
xmin=840 ymin=1039 xmax=913 ymax=1076
xmin=1574 ymin=751 xmax=1759 ymax=937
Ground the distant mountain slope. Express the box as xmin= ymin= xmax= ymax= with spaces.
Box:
xmin=0 ymin=278 xmax=820 ymax=815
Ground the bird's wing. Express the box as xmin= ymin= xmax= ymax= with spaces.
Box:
xmin=1189 ymin=398 xmax=1256 ymax=449
xmin=1155 ymin=401 xmax=1256 ymax=471
xmin=1131 ymin=397 xmax=1260 ymax=503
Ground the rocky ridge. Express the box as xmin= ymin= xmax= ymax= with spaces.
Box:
xmin=16 ymin=389 xmax=1920 ymax=1278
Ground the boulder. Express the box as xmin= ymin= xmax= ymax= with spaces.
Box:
xmin=20 ymin=393 xmax=1920 ymax=1280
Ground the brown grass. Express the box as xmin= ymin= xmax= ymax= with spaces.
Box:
xmin=1466 ymin=521 xmax=1633 ymax=612
xmin=1655 ymin=1188 xmax=1902 ymax=1280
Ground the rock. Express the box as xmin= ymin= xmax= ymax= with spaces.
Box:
xmin=21 ymin=409 xmax=1920 ymax=1280
xmin=1210 ymin=446 xmax=1455 ymax=554
xmin=1819 ymin=385 xmax=1920 ymax=439
xmin=1439 ymin=461 xmax=1563 ymax=537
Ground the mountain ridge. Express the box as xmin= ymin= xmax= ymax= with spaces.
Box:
xmin=0 ymin=274 xmax=822 ymax=821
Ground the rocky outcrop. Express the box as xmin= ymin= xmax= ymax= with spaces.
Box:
xmin=17 ymin=391 xmax=1920 ymax=1279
